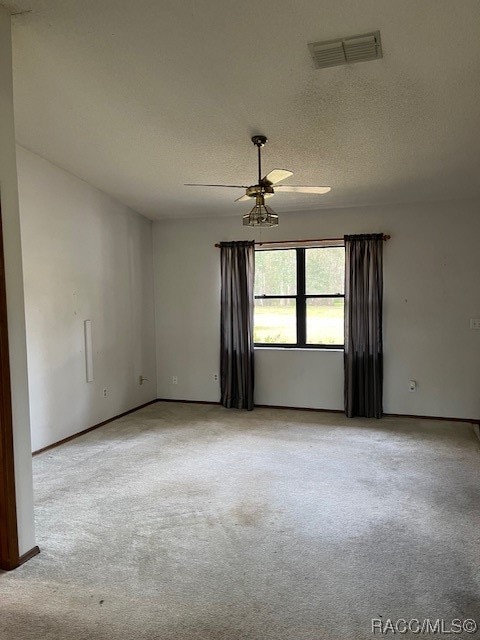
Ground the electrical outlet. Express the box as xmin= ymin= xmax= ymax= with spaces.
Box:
xmin=470 ymin=318 xmax=480 ymax=330
xmin=409 ymin=380 xmax=417 ymax=392
xmin=213 ymin=373 xmax=219 ymax=382
xmin=172 ymin=376 xmax=178 ymax=385
xmin=103 ymin=388 xmax=108 ymax=397
xmin=139 ymin=375 xmax=149 ymax=385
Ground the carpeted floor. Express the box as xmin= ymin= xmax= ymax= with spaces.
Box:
xmin=1 ymin=402 xmax=479 ymax=639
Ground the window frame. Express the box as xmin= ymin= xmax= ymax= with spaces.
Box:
xmin=254 ymin=246 xmax=345 ymax=349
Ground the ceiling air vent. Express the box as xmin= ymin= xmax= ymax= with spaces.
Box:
xmin=308 ymin=31 xmax=382 ymax=69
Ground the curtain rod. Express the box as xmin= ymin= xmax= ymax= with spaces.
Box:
xmin=214 ymin=235 xmax=391 ymax=248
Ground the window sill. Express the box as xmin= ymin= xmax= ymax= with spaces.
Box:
xmin=255 ymin=346 xmax=344 ymax=353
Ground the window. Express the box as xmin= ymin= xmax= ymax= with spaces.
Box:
xmin=254 ymin=245 xmax=345 ymax=348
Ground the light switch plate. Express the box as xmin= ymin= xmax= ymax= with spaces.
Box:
xmin=470 ymin=318 xmax=480 ymax=329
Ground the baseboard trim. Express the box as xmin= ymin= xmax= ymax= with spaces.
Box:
xmin=261 ymin=405 xmax=478 ymax=424
xmin=18 ymin=545 xmax=40 ymax=567
xmin=474 ymin=424 xmax=480 ymax=442
xmin=256 ymin=403 xmax=344 ymax=414
xmin=2 ymin=545 xmax=41 ymax=571
xmin=157 ymin=398 xmax=479 ymax=425
xmin=157 ymin=398 xmax=220 ymax=405
xmin=33 ymin=399 xmax=478 ymax=457
xmin=32 ymin=399 xmax=158 ymax=455
xmin=385 ymin=412 xmax=479 ymax=425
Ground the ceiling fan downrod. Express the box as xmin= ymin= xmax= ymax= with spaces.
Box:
xmin=251 ymin=135 xmax=268 ymax=186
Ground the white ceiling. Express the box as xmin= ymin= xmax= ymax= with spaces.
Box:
xmin=7 ymin=0 xmax=480 ymax=219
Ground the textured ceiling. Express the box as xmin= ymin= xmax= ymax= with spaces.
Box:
xmin=7 ymin=0 xmax=480 ymax=219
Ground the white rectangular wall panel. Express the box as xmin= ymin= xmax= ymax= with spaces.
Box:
xmin=84 ymin=319 xmax=93 ymax=382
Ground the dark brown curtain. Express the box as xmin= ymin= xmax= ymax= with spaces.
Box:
xmin=220 ymin=241 xmax=255 ymax=410
xmin=344 ymin=234 xmax=384 ymax=418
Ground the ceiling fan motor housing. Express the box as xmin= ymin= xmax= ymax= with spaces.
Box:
xmin=246 ymin=184 xmax=274 ymax=198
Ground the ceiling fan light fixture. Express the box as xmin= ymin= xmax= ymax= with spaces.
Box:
xmin=243 ymin=194 xmax=279 ymax=227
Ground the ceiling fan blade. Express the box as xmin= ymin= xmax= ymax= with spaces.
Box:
xmin=234 ymin=194 xmax=251 ymax=202
xmin=184 ymin=183 xmax=248 ymax=188
xmin=275 ymin=185 xmax=331 ymax=194
xmin=263 ymin=169 xmax=293 ymax=185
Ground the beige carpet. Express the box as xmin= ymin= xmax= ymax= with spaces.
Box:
xmin=1 ymin=402 xmax=479 ymax=639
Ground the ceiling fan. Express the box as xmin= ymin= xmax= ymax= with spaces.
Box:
xmin=185 ymin=135 xmax=331 ymax=227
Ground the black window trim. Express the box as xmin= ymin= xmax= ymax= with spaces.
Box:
xmin=254 ymin=246 xmax=345 ymax=349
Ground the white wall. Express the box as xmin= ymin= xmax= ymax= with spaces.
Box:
xmin=153 ymin=199 xmax=480 ymax=420
xmin=17 ymin=146 xmax=157 ymax=452
xmin=0 ymin=8 xmax=35 ymax=556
